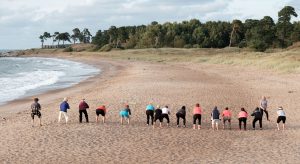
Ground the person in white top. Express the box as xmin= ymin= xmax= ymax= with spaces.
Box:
xmin=160 ymin=106 xmax=170 ymax=127
xmin=276 ymin=106 xmax=286 ymax=131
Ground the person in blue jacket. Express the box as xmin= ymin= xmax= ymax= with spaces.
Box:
xmin=58 ymin=97 xmax=70 ymax=124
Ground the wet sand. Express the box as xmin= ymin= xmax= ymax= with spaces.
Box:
xmin=0 ymin=53 xmax=299 ymax=163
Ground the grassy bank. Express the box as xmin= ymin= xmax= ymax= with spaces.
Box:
xmin=23 ymin=46 xmax=300 ymax=74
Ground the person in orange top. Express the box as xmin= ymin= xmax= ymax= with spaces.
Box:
xmin=193 ymin=103 xmax=202 ymax=130
xmin=96 ymin=105 xmax=107 ymax=123
xmin=222 ymin=107 xmax=232 ymax=130
xmin=238 ymin=108 xmax=248 ymax=130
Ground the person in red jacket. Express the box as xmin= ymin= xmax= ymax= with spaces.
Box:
xmin=78 ymin=99 xmax=89 ymax=123
xmin=96 ymin=105 xmax=107 ymax=123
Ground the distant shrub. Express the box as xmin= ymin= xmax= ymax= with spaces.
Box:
xmin=193 ymin=44 xmax=200 ymax=48
xmin=238 ymin=40 xmax=247 ymax=48
xmin=99 ymin=44 xmax=113 ymax=52
xmin=63 ymin=47 xmax=73 ymax=52
xmin=184 ymin=44 xmax=192 ymax=48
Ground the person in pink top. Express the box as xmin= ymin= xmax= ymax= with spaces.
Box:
xmin=222 ymin=107 xmax=232 ymax=130
xmin=238 ymin=108 xmax=248 ymax=130
xmin=193 ymin=103 xmax=202 ymax=130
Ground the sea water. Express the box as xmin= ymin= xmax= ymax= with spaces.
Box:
xmin=0 ymin=57 xmax=100 ymax=105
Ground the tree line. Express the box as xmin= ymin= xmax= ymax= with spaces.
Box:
xmin=39 ymin=28 xmax=92 ymax=48
xmin=40 ymin=6 xmax=299 ymax=51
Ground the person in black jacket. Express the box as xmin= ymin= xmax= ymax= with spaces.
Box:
xmin=251 ymin=107 xmax=263 ymax=130
xmin=176 ymin=106 xmax=186 ymax=127
xmin=154 ymin=105 xmax=162 ymax=127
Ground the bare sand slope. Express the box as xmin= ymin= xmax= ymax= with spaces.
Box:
xmin=0 ymin=55 xmax=299 ymax=164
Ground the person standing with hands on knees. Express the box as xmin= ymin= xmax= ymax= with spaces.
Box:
xmin=161 ymin=105 xmax=171 ymax=127
xmin=96 ymin=105 xmax=107 ymax=123
xmin=79 ymin=99 xmax=89 ymax=123
xmin=276 ymin=106 xmax=286 ymax=131
xmin=222 ymin=107 xmax=232 ymax=130
xmin=251 ymin=107 xmax=263 ymax=130
xmin=120 ymin=104 xmax=131 ymax=125
xmin=176 ymin=106 xmax=186 ymax=128
xmin=193 ymin=103 xmax=202 ymax=130
xmin=31 ymin=98 xmax=42 ymax=127
xmin=260 ymin=96 xmax=270 ymax=121
xmin=146 ymin=103 xmax=155 ymax=126
xmin=238 ymin=108 xmax=248 ymax=130
xmin=58 ymin=97 xmax=70 ymax=124
xmin=211 ymin=106 xmax=220 ymax=131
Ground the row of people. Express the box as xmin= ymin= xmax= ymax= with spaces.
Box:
xmin=30 ymin=97 xmax=286 ymax=130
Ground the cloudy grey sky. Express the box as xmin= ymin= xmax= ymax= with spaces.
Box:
xmin=0 ymin=0 xmax=299 ymax=49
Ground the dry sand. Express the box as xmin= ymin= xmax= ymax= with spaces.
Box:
xmin=0 ymin=53 xmax=299 ymax=164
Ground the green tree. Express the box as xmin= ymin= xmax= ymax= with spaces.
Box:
xmin=71 ymin=28 xmax=81 ymax=44
xmin=276 ymin=6 xmax=298 ymax=47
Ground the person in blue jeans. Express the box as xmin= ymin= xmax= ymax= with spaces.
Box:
xmin=58 ymin=97 xmax=70 ymax=124
xmin=146 ymin=103 xmax=155 ymax=126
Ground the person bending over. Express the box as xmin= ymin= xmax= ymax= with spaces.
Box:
xmin=79 ymin=99 xmax=89 ymax=123
xmin=176 ymin=106 xmax=186 ymax=128
xmin=96 ymin=105 xmax=107 ymax=123
xmin=161 ymin=106 xmax=170 ymax=127
xmin=211 ymin=106 xmax=220 ymax=131
xmin=120 ymin=104 xmax=131 ymax=125
xmin=222 ymin=107 xmax=232 ymax=130
xmin=146 ymin=103 xmax=155 ymax=126
xmin=238 ymin=108 xmax=248 ymax=130
xmin=251 ymin=107 xmax=263 ymax=130
xmin=276 ymin=106 xmax=286 ymax=131
xmin=193 ymin=103 xmax=202 ymax=130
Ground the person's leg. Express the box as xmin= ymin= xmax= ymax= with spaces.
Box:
xmin=31 ymin=113 xmax=34 ymax=127
xmin=79 ymin=110 xmax=83 ymax=123
xmin=228 ymin=119 xmax=231 ymax=130
xmin=212 ymin=120 xmax=215 ymax=130
xmin=244 ymin=119 xmax=247 ymax=130
xmin=39 ymin=117 xmax=42 ymax=126
xmin=103 ymin=116 xmax=106 ymax=123
xmin=259 ymin=119 xmax=262 ymax=129
xmin=166 ymin=115 xmax=170 ymax=126
xmin=223 ymin=119 xmax=226 ymax=129
xmin=252 ymin=118 xmax=257 ymax=129
xmin=63 ymin=112 xmax=69 ymax=124
xmin=216 ymin=121 xmax=219 ymax=131
xmin=83 ymin=110 xmax=89 ymax=123
xmin=58 ymin=111 xmax=62 ymax=123
xmin=176 ymin=114 xmax=180 ymax=126
xmin=239 ymin=118 xmax=242 ymax=130
xmin=120 ymin=117 xmax=123 ymax=125
xmin=282 ymin=117 xmax=286 ymax=130
xmin=127 ymin=116 xmax=130 ymax=125
xmin=146 ymin=111 xmax=150 ymax=125
xmin=193 ymin=115 xmax=196 ymax=129
xmin=183 ymin=116 xmax=186 ymax=127
xmin=150 ymin=111 xmax=154 ymax=125
xmin=264 ymin=109 xmax=269 ymax=121
xmin=198 ymin=115 xmax=202 ymax=129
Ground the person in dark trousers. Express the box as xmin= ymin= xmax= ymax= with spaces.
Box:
xmin=31 ymin=98 xmax=42 ymax=127
xmin=176 ymin=106 xmax=186 ymax=127
xmin=251 ymin=107 xmax=263 ymax=130
xmin=146 ymin=103 xmax=155 ymax=126
xmin=154 ymin=105 xmax=162 ymax=127
xmin=79 ymin=99 xmax=89 ymax=123
xmin=238 ymin=108 xmax=248 ymax=130
xmin=161 ymin=105 xmax=170 ymax=127
xmin=260 ymin=96 xmax=270 ymax=121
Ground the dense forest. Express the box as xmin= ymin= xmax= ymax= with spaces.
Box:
xmin=40 ymin=6 xmax=299 ymax=52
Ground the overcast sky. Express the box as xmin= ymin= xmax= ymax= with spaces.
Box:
xmin=0 ymin=0 xmax=299 ymax=49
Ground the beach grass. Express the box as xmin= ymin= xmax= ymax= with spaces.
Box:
xmin=25 ymin=47 xmax=300 ymax=74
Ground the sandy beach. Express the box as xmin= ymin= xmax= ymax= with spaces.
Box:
xmin=0 ymin=52 xmax=299 ymax=163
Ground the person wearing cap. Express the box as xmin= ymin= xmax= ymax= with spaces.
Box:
xmin=78 ymin=99 xmax=89 ymax=123
xmin=31 ymin=98 xmax=42 ymax=127
xmin=276 ymin=106 xmax=286 ymax=131
xmin=58 ymin=97 xmax=70 ymax=124
xmin=119 ymin=104 xmax=131 ymax=125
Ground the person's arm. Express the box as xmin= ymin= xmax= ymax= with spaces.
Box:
xmin=128 ymin=109 xmax=131 ymax=115
xmin=38 ymin=103 xmax=41 ymax=111
xmin=67 ymin=103 xmax=70 ymax=109
xmin=86 ymin=103 xmax=89 ymax=109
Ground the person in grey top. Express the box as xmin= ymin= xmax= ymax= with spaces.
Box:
xmin=260 ymin=96 xmax=269 ymax=121
xmin=31 ymin=98 xmax=42 ymax=127
xmin=176 ymin=106 xmax=186 ymax=127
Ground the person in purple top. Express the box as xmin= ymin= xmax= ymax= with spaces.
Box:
xmin=58 ymin=97 xmax=70 ymax=124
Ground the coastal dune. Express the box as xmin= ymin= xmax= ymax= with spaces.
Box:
xmin=0 ymin=53 xmax=299 ymax=163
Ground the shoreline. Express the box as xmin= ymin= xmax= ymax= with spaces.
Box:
xmin=0 ymin=54 xmax=121 ymax=117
